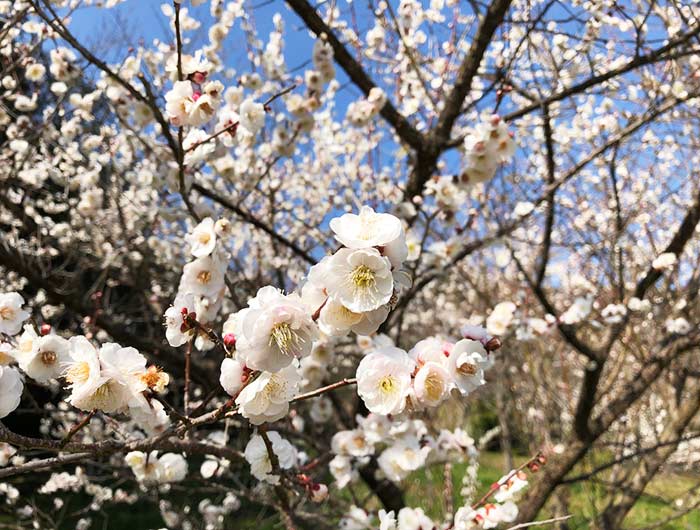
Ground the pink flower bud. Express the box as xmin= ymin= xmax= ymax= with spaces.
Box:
xmin=223 ymin=333 xmax=237 ymax=348
xmin=191 ymin=71 xmax=207 ymax=84
xmin=310 ymin=483 xmax=328 ymax=502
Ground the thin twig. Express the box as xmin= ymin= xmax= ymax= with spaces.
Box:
xmin=59 ymin=410 xmax=97 ymax=449
xmin=505 ymin=515 xmax=574 ymax=530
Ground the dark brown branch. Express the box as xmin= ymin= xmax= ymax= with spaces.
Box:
xmin=404 ymin=0 xmax=513 ymax=199
xmin=191 ymin=182 xmax=316 ymax=265
xmin=284 ymin=0 xmax=424 ymax=150
xmin=504 ymin=25 xmax=700 ymax=122
xmin=535 ymin=105 xmax=556 ymax=288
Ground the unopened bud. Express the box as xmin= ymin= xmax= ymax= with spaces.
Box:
xmin=40 ymin=324 xmax=51 ymax=336
xmin=223 ymin=333 xmax=236 ymax=348
xmin=191 ymin=71 xmax=207 ymax=84
xmin=485 ymin=336 xmax=502 ymax=351
xmin=310 ymin=483 xmax=328 ymax=503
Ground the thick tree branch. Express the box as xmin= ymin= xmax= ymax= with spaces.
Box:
xmin=285 ymin=0 xmax=424 ymax=150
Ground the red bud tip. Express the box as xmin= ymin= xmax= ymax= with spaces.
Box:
xmin=40 ymin=324 xmax=51 ymax=336
xmin=223 ymin=333 xmax=237 ymax=347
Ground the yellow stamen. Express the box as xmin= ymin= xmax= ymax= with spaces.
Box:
xmin=424 ymin=372 xmax=444 ymax=402
xmin=269 ymin=322 xmax=302 ymax=355
xmin=351 ymin=265 xmax=376 ymax=290
xmin=66 ymin=361 xmax=91 ymax=385
xmin=457 ymin=362 xmax=477 ymax=377
xmin=40 ymin=350 xmax=57 ymax=365
xmin=379 ymin=376 xmax=396 ymax=394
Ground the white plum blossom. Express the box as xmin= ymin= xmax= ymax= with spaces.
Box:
xmin=0 ymin=293 xmax=30 ymax=336
xmin=666 ymin=317 xmax=691 ymax=335
xmin=356 ymin=347 xmax=414 ymax=415
xmin=230 ymin=286 xmax=318 ymax=372
xmin=179 ymin=256 xmax=226 ymax=299
xmin=163 ymin=294 xmax=196 ymax=347
xmin=330 ymin=206 xmax=405 ymax=255
xmin=378 ymin=509 xmax=396 ymax=530
xmin=486 ymin=302 xmax=516 ymax=336
xmin=64 ymin=337 xmax=148 ymax=414
xmin=339 ymin=506 xmax=371 ymax=530
xmin=397 ymin=507 xmax=435 ymax=530
xmin=25 ymin=63 xmax=46 ymax=82
xmin=0 ymin=443 xmax=17 ymax=467
xmin=0 ymin=367 xmax=22 ymax=419
xmin=377 ymin=437 xmax=430 ymax=482
xmin=219 ymin=357 xmax=246 ymax=397
xmin=186 ymin=217 xmax=217 ymax=258
xmin=329 ymin=454 xmax=357 ymax=488
xmin=332 ymin=429 xmax=374 ymax=458
xmin=244 ymin=431 xmax=297 ymax=484
xmin=449 ymin=339 xmax=489 ymax=396
xmin=413 ymin=361 xmax=451 ymax=407
xmin=238 ymin=98 xmax=266 ymax=133
xmin=165 ymin=80 xmax=195 ymax=126
xmin=461 ymin=114 xmax=515 ymax=185
xmin=323 ymin=248 xmax=394 ymax=313
xmin=14 ymin=333 xmax=70 ymax=383
xmin=494 ymin=470 xmax=529 ymax=502
xmin=235 ymin=362 xmax=300 ymax=424
xmin=560 ymin=297 xmax=593 ymax=325
xmin=652 ymin=252 xmax=677 ymax=270
xmin=125 ymin=451 xmax=187 ymax=485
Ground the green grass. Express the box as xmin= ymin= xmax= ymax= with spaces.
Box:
xmin=405 ymin=451 xmax=700 ymax=529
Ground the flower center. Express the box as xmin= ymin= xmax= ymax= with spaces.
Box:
xmin=457 ymin=361 xmax=477 ymax=377
xmin=269 ymin=322 xmax=301 ymax=355
xmin=197 ymin=270 xmax=212 ymax=284
xmin=89 ymin=381 xmax=120 ymax=409
xmin=141 ymin=366 xmax=168 ymax=391
xmin=66 ymin=361 xmax=91 ymax=385
xmin=379 ymin=376 xmax=396 ymax=394
xmin=41 ymin=350 xmax=57 ymax=365
xmin=351 ymin=265 xmax=376 ymax=290
xmin=0 ymin=307 xmax=15 ymax=320
xmin=424 ymin=372 xmax=444 ymax=401
xmin=198 ymin=232 xmax=211 ymax=245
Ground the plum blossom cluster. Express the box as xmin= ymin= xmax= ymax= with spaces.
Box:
xmin=338 ymin=505 xmax=435 ymax=530
xmin=0 ymin=292 xmax=171 ymax=433
xmin=461 ymin=114 xmax=515 ymax=185
xmin=346 ymin=87 xmax=388 ymax=126
xmin=454 ymin=469 xmax=530 ymax=530
xmin=164 ymin=217 xmax=231 ymax=351
xmin=243 ymin=430 xmax=297 ymax=484
xmin=214 ymin=205 xmax=411 ymax=429
xmin=303 ymin=206 xmax=411 ymax=336
xmin=125 ymin=451 xmax=188 ymax=486
xmin=337 ymin=463 xmax=534 ymax=530
xmin=355 ymin=332 xmax=492 ymax=416
xmin=330 ymin=414 xmax=477 ymax=488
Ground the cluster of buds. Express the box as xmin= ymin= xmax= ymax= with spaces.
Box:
xmin=526 ymin=453 xmax=547 ymax=473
